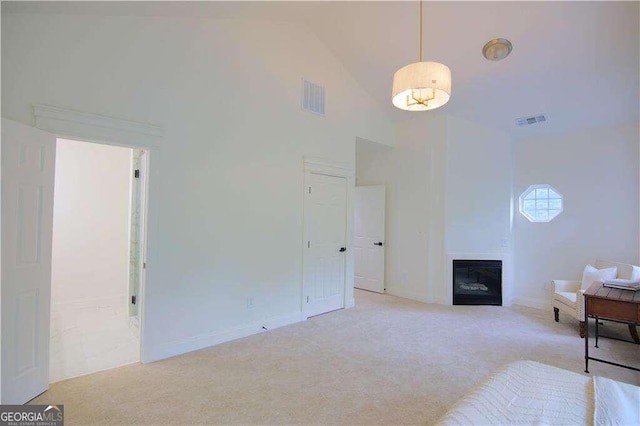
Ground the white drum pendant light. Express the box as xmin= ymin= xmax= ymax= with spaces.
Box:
xmin=392 ymin=0 xmax=451 ymax=111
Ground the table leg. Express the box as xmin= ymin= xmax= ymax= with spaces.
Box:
xmin=629 ymin=325 xmax=640 ymax=344
xmin=595 ymin=316 xmax=599 ymax=348
xmin=584 ymin=304 xmax=589 ymax=374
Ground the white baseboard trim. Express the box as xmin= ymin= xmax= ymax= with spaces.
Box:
xmin=50 ymin=359 xmax=140 ymax=384
xmin=147 ymin=311 xmax=304 ymax=362
xmin=513 ymin=296 xmax=549 ymax=311
xmin=385 ymin=288 xmax=428 ymax=303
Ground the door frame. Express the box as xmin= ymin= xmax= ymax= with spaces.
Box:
xmin=302 ymin=157 xmax=355 ymax=318
xmin=130 ymin=149 xmax=149 ymax=327
xmin=32 ymin=104 xmax=162 ymax=363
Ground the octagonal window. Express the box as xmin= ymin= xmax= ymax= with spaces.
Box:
xmin=519 ymin=184 xmax=563 ymax=222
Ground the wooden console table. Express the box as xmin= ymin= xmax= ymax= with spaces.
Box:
xmin=584 ymin=281 xmax=640 ymax=373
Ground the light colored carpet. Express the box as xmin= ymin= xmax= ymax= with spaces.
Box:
xmin=31 ymin=290 xmax=639 ymax=425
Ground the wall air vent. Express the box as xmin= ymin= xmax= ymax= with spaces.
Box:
xmin=302 ymin=79 xmax=325 ymax=115
xmin=516 ymin=114 xmax=547 ymax=127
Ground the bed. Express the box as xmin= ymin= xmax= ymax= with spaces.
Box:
xmin=436 ymin=360 xmax=639 ymax=425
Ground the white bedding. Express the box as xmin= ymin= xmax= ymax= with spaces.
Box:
xmin=437 ymin=360 xmax=639 ymax=426
xmin=594 ymin=376 xmax=640 ymax=425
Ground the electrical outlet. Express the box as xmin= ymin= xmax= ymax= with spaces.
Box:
xmin=246 ymin=296 xmax=254 ymax=309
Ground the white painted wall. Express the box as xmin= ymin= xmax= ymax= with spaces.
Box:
xmin=444 ymin=116 xmax=513 ymax=305
xmin=357 ymin=116 xmax=447 ymax=303
xmin=357 ymin=116 xmax=514 ymax=305
xmin=50 ymin=139 xmax=138 ymax=382
xmin=513 ymin=122 xmax=639 ymax=309
xmin=445 ymin=117 xmax=512 ymax=255
xmin=1 ymin=13 xmax=393 ymax=361
xmin=359 ymin=116 xmax=638 ymax=310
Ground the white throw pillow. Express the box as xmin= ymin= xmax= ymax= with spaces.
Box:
xmin=581 ymin=264 xmax=617 ymax=291
xmin=630 ymin=265 xmax=640 ymax=281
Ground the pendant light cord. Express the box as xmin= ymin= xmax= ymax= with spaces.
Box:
xmin=419 ymin=0 xmax=423 ymax=62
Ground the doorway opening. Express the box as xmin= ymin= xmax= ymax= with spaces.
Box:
xmin=354 ymin=185 xmax=386 ymax=293
xmin=49 ymin=138 xmax=148 ymax=383
xmin=354 ymin=138 xmax=389 ymax=295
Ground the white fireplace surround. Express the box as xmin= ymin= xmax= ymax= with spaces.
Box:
xmin=446 ymin=252 xmax=513 ymax=306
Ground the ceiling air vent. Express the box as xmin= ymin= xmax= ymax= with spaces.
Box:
xmin=302 ymin=79 xmax=325 ymax=115
xmin=516 ymin=114 xmax=547 ymax=127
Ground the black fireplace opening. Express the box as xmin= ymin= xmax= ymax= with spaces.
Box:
xmin=453 ymin=259 xmax=502 ymax=306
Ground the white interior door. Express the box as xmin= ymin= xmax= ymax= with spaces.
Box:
xmin=303 ymin=173 xmax=347 ymax=317
xmin=354 ymin=185 xmax=386 ymax=293
xmin=1 ymin=119 xmax=56 ymax=404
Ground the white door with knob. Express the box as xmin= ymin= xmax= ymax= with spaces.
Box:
xmin=354 ymin=185 xmax=385 ymax=293
xmin=303 ymin=172 xmax=347 ymax=317
xmin=1 ymin=119 xmax=56 ymax=404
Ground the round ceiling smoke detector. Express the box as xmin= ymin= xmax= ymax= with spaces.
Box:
xmin=482 ymin=38 xmax=512 ymax=61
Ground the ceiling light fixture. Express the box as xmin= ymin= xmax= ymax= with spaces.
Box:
xmin=482 ymin=38 xmax=512 ymax=61
xmin=392 ymin=0 xmax=451 ymax=112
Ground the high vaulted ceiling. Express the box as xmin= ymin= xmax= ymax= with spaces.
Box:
xmin=4 ymin=1 xmax=640 ymax=138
